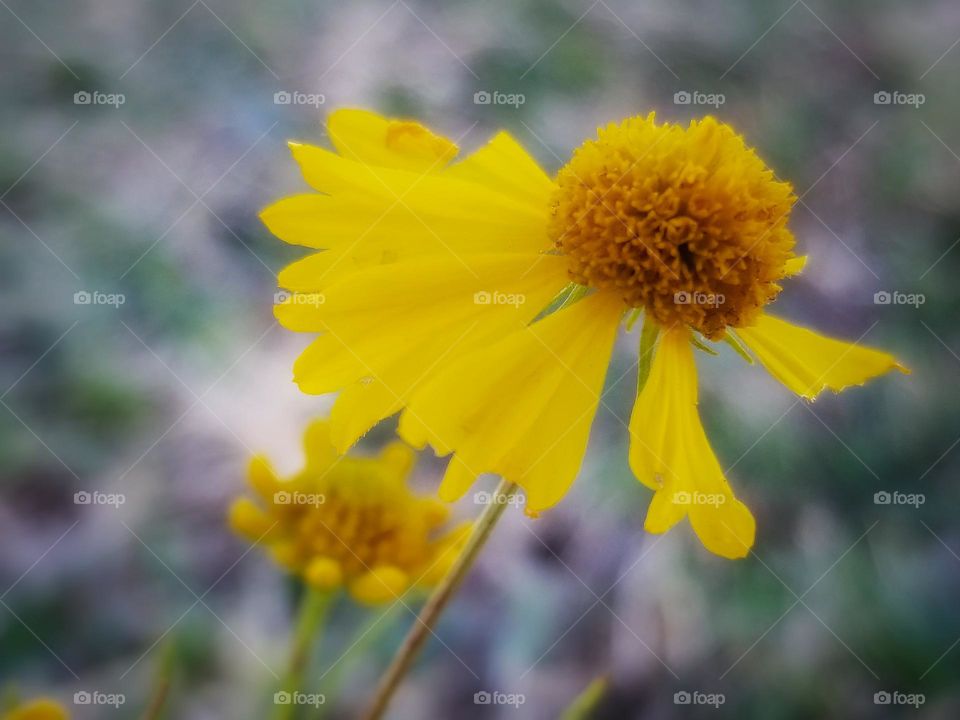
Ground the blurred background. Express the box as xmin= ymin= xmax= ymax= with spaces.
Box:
xmin=1 ymin=0 xmax=958 ymax=717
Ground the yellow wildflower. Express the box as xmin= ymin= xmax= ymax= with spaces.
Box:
xmin=263 ymin=109 xmax=907 ymax=559
xmin=228 ymin=419 xmax=470 ymax=604
xmin=3 ymin=698 xmax=68 ymax=720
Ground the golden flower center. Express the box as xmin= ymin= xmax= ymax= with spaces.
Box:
xmin=549 ymin=114 xmax=798 ymax=339
xmin=285 ymin=490 xmax=428 ymax=576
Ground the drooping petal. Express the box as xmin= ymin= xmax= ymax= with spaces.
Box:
xmin=735 ymin=313 xmax=909 ymax=400
xmin=399 ymin=292 xmax=625 ymax=512
xmin=278 ymin=253 xmax=571 ymax=451
xmin=628 ymin=327 xmax=755 ymax=559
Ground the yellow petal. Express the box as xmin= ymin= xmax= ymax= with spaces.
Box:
xmin=303 ymin=419 xmax=337 ymax=470
xmin=444 ymin=130 xmax=554 ymax=208
xmin=259 ymin=194 xmax=331 ymax=249
xmin=285 ymin=141 xmax=545 ymax=228
xmin=735 ymin=313 xmax=909 ymax=400
xmin=303 ymin=557 xmax=344 ymax=590
xmin=327 ymin=108 xmax=458 ymax=172
xmin=378 ymin=440 xmax=416 ymax=479
xmin=280 ymin=253 xmax=570 ymax=451
xmin=264 ymin=193 xmax=550 ymax=284
xmin=783 ymin=255 xmax=807 ymax=276
xmin=349 ymin=565 xmax=409 ymax=605
xmin=628 ymin=328 xmax=755 ymax=559
xmin=228 ymin=497 xmax=274 ymax=540
xmin=269 ymin=541 xmax=302 ymax=570
xmin=400 ymin=292 xmax=624 ymax=512
xmin=263 ymin=126 xmax=554 ymax=290
xmin=248 ymin=455 xmax=279 ymax=501
xmin=6 ymin=699 xmax=69 ymax=720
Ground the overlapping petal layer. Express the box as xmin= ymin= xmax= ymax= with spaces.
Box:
xmin=399 ymin=292 xmax=625 ymax=512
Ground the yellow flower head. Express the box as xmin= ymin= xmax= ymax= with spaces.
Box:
xmin=263 ymin=109 xmax=908 ymax=559
xmin=228 ymin=419 xmax=470 ymax=604
xmin=3 ymin=699 xmax=68 ymax=720
xmin=552 ymin=115 xmax=796 ymax=339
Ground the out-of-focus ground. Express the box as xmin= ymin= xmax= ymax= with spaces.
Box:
xmin=1 ymin=0 xmax=959 ymax=718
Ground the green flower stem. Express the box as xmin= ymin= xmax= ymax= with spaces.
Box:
xmin=142 ymin=639 xmax=176 ymax=720
xmin=274 ymin=587 xmax=333 ymax=720
xmin=362 ymin=477 xmax=519 ymax=720
xmin=313 ymin=603 xmax=404 ymax=718
xmin=141 ymin=675 xmax=171 ymax=720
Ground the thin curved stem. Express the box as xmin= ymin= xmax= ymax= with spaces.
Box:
xmin=362 ymin=478 xmax=518 ymax=720
xmin=141 ymin=639 xmax=176 ymax=720
xmin=274 ymin=587 xmax=332 ymax=720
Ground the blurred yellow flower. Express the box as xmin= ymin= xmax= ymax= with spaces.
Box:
xmin=229 ymin=419 xmax=470 ymax=604
xmin=263 ymin=109 xmax=907 ymax=559
xmin=3 ymin=698 xmax=68 ymax=720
